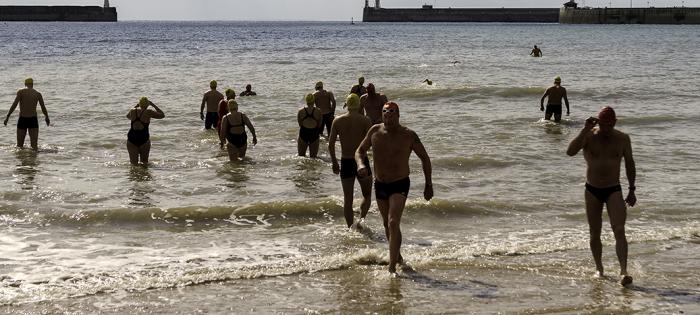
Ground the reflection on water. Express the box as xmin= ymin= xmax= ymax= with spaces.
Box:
xmin=218 ymin=161 xmax=250 ymax=189
xmin=127 ymin=166 xmax=154 ymax=207
xmin=289 ymin=158 xmax=325 ymax=195
xmin=14 ymin=150 xmax=38 ymax=190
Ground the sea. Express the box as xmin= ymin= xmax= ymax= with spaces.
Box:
xmin=0 ymin=21 xmax=698 ymax=314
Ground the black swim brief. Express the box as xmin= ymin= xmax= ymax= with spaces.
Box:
xmin=299 ymin=126 xmax=320 ymax=144
xmin=375 ymin=177 xmax=410 ymax=200
xmin=17 ymin=116 xmax=39 ymax=129
xmin=585 ymin=183 xmax=622 ymax=203
xmin=545 ymin=104 xmax=562 ymax=117
xmin=340 ymin=157 xmax=371 ymax=179
xmin=205 ymin=112 xmax=219 ymax=130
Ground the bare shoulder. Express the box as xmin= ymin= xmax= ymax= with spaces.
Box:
xmin=614 ymin=129 xmax=630 ymax=141
xmin=405 ymin=127 xmax=422 ymax=143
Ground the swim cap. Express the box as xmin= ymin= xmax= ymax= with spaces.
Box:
xmin=210 ymin=80 xmax=217 ymax=88
xmin=139 ymin=97 xmax=149 ymax=108
xmin=225 ymin=88 xmax=236 ymax=99
xmin=24 ymin=78 xmax=33 ymax=85
xmin=383 ymin=101 xmax=399 ymax=113
xmin=305 ymin=93 xmax=315 ymax=105
xmin=554 ymin=76 xmax=561 ymax=82
xmin=346 ymin=94 xmax=360 ymax=112
xmin=315 ymin=81 xmax=323 ymax=90
xmin=227 ymin=99 xmax=239 ymax=112
xmin=598 ymin=106 xmax=616 ymax=124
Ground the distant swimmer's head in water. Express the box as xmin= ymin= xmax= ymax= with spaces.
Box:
xmin=305 ymin=93 xmax=315 ymax=106
xmin=598 ymin=106 xmax=617 ymax=131
xmin=227 ymin=99 xmax=239 ymax=112
xmin=554 ymin=76 xmax=561 ymax=85
xmin=423 ymin=79 xmax=433 ymax=85
xmin=366 ymin=83 xmax=376 ymax=96
xmin=210 ymin=80 xmax=218 ymax=89
xmin=382 ymin=101 xmax=400 ymax=127
xmin=138 ymin=97 xmax=149 ymax=109
xmin=225 ymin=88 xmax=236 ymax=100
xmin=358 ymin=76 xmax=365 ymax=86
xmin=315 ymin=81 xmax=323 ymax=91
xmin=346 ymin=93 xmax=360 ymax=112
xmin=24 ymin=77 xmax=33 ymax=87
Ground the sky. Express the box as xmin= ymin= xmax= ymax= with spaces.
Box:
xmin=1 ymin=0 xmax=697 ymax=20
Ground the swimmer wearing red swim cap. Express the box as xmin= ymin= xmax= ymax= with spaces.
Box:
xmin=355 ymin=101 xmax=433 ymax=274
xmin=567 ymin=106 xmax=637 ymax=287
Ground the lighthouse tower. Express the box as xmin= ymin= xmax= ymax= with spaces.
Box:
xmin=104 ymin=0 xmax=110 ymax=8
xmin=375 ymin=0 xmax=381 ymax=8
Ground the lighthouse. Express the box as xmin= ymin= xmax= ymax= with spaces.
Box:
xmin=104 ymin=0 xmax=110 ymax=8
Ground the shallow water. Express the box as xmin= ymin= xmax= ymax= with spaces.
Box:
xmin=0 ymin=21 xmax=699 ymax=313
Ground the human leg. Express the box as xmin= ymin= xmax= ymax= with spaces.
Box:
xmin=585 ymin=189 xmax=605 ymax=276
xmin=28 ymin=128 xmax=39 ymax=150
xmin=358 ymin=176 xmax=372 ymax=219
xmin=606 ymin=191 xmax=630 ymax=284
xmin=387 ymin=194 xmax=407 ymax=273
xmin=341 ymin=177 xmax=356 ymax=227
xmin=126 ymin=141 xmax=140 ymax=165
xmin=297 ymin=136 xmax=307 ymax=156
xmin=17 ymin=128 xmax=27 ymax=148
xmin=309 ymin=139 xmax=319 ymax=158
xmin=227 ymin=143 xmax=240 ymax=161
xmin=139 ymin=141 xmax=151 ymax=164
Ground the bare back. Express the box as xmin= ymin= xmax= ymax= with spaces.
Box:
xmin=313 ymin=90 xmax=334 ymax=114
xmin=17 ymin=88 xmax=43 ymax=117
xmin=583 ymin=129 xmax=631 ymax=187
xmin=361 ymin=94 xmax=388 ymax=124
xmin=332 ymin=113 xmax=372 ymax=159
xmin=544 ymin=85 xmax=567 ymax=105
xmin=127 ymin=108 xmax=164 ymax=125
xmin=297 ymin=106 xmax=322 ymax=129
xmin=368 ymin=124 xmax=417 ymax=182
xmin=203 ymin=90 xmax=224 ymax=112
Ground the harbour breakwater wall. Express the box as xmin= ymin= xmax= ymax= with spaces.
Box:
xmin=0 ymin=6 xmax=117 ymax=22
xmin=362 ymin=7 xmax=560 ymax=23
xmin=559 ymin=7 xmax=700 ymax=24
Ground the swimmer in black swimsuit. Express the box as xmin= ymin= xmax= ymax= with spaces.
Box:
xmin=567 ymin=107 xmax=637 ymax=286
xmin=218 ymin=100 xmax=257 ymax=161
xmin=355 ymin=102 xmax=433 ymax=273
xmin=4 ymin=78 xmax=50 ymax=150
xmin=297 ymin=93 xmax=322 ymax=158
xmin=126 ymin=97 xmax=164 ymax=165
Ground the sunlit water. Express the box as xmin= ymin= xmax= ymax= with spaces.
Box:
xmin=0 ymin=22 xmax=698 ymax=313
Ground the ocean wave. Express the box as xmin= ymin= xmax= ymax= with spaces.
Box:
xmin=619 ymin=114 xmax=687 ymax=126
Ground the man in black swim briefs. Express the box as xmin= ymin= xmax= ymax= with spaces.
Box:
xmin=329 ymin=94 xmax=373 ymax=228
xmin=567 ymin=106 xmax=637 ymax=286
xmin=540 ymin=76 xmax=570 ymax=122
xmin=356 ymin=101 xmax=433 ymax=274
xmin=4 ymin=78 xmax=50 ymax=150
xmin=200 ymin=80 xmax=224 ymax=130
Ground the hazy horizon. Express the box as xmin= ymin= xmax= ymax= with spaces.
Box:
xmin=0 ymin=0 xmax=698 ymax=21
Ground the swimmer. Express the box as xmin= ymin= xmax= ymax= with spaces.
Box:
xmin=216 ymin=88 xmax=236 ymax=135
xmin=200 ymin=80 xmax=224 ymax=130
xmin=239 ymin=84 xmax=257 ymax=97
xmin=298 ymin=93 xmax=323 ymax=158
xmin=312 ymin=81 xmax=336 ymax=137
xmin=218 ymin=100 xmax=257 ymax=161
xmin=355 ymin=102 xmax=434 ymax=273
xmin=329 ymin=94 xmax=373 ymax=228
xmin=4 ymin=78 xmax=50 ymax=150
xmin=540 ymin=76 xmax=570 ymax=122
xmin=126 ymin=97 xmax=165 ymax=165
xmin=422 ymin=79 xmax=433 ymax=85
xmin=567 ymin=106 xmax=637 ymax=286
xmin=530 ymin=45 xmax=542 ymax=57
xmin=360 ymin=83 xmax=388 ymax=124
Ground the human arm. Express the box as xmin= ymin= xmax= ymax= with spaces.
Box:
xmin=148 ymin=101 xmax=165 ymax=119
xmin=411 ymin=131 xmax=433 ymax=201
xmin=4 ymin=91 xmax=20 ymax=126
xmin=328 ymin=121 xmax=339 ymax=174
xmin=243 ymin=114 xmax=257 ymax=145
xmin=330 ymin=92 xmax=336 ymax=113
xmin=200 ymin=95 xmax=206 ymax=120
xmin=218 ymin=115 xmax=228 ymax=147
xmin=355 ymin=126 xmax=377 ymax=177
xmin=564 ymin=89 xmax=570 ymax=116
xmin=540 ymin=89 xmax=549 ymax=111
xmin=38 ymin=93 xmax=49 ymax=126
xmin=566 ymin=117 xmax=596 ymax=156
xmin=623 ymin=134 xmax=637 ymax=207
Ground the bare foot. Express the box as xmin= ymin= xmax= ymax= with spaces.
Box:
xmin=620 ymin=275 xmax=633 ymax=286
